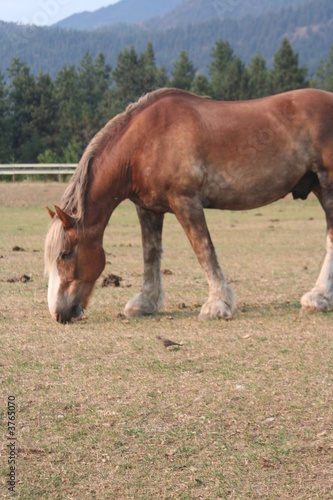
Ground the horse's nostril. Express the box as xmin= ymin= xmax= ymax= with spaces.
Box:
xmin=60 ymin=314 xmax=69 ymax=325
xmin=71 ymin=303 xmax=84 ymax=321
xmin=55 ymin=310 xmax=70 ymax=324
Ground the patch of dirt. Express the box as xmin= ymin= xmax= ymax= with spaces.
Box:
xmin=7 ymin=274 xmax=31 ymax=283
xmin=102 ymin=274 xmax=122 ymax=287
xmin=12 ymin=246 xmax=25 ymax=252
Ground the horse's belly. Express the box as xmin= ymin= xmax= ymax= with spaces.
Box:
xmin=201 ymin=165 xmax=302 ymax=210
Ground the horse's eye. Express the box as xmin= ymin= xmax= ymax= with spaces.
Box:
xmin=61 ymin=250 xmax=73 ymax=261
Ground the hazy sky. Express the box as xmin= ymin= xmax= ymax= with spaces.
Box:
xmin=0 ymin=0 xmax=120 ymax=25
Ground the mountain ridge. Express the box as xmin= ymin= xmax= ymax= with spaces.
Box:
xmin=55 ymin=0 xmax=183 ymax=30
xmin=55 ymin=0 xmax=309 ymax=32
xmin=0 ymin=0 xmax=332 ymax=78
xmin=144 ymin=0 xmax=307 ymax=31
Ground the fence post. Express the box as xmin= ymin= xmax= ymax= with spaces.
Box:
xmin=58 ymin=165 xmax=61 ymax=183
xmin=13 ymin=165 xmax=15 ymax=183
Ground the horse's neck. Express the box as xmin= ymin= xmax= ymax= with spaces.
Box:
xmin=84 ymin=157 xmax=130 ymax=236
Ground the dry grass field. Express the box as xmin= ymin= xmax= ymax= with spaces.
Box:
xmin=0 ymin=182 xmax=332 ymax=499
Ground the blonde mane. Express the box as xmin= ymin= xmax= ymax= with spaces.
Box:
xmin=45 ymin=88 xmax=183 ymax=275
xmin=44 ymin=218 xmax=65 ymax=276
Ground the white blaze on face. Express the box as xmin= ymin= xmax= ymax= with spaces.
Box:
xmin=48 ymin=262 xmax=60 ymax=320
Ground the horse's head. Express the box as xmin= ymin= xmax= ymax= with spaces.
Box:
xmin=44 ymin=206 xmax=105 ymax=324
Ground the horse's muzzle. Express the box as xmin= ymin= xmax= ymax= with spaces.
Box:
xmin=56 ymin=299 xmax=84 ymax=324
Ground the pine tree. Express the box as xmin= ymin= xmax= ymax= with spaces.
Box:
xmin=209 ymin=40 xmax=248 ymax=100
xmin=209 ymin=39 xmax=233 ymax=100
xmin=112 ymin=46 xmax=142 ymax=105
xmin=248 ymin=53 xmax=269 ymax=99
xmin=156 ymin=64 xmax=169 ymax=89
xmin=224 ymin=58 xmax=249 ymax=100
xmin=209 ymin=40 xmax=234 ymax=77
xmin=7 ymin=58 xmax=40 ymax=162
xmin=140 ymin=43 xmax=169 ymax=92
xmin=314 ymin=44 xmax=333 ymax=91
xmin=78 ymin=51 xmax=96 ymax=127
xmin=269 ymin=37 xmax=309 ymax=94
xmin=54 ymin=65 xmax=82 ymax=157
xmin=93 ymin=52 xmax=113 ymax=128
xmin=94 ymin=52 xmax=112 ymax=97
xmin=31 ymin=72 xmax=57 ymax=156
xmin=171 ymin=50 xmax=196 ymax=91
xmin=139 ymin=42 xmax=159 ymax=93
xmin=0 ymin=71 xmax=11 ymax=162
xmin=191 ymin=74 xmax=212 ymax=96
xmin=78 ymin=51 xmax=112 ymax=137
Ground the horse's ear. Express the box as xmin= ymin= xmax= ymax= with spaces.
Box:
xmin=46 ymin=206 xmax=56 ymax=219
xmin=54 ymin=205 xmax=76 ymax=229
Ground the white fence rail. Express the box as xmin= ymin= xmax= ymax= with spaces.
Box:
xmin=0 ymin=164 xmax=77 ymax=181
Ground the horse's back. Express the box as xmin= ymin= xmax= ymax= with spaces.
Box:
xmin=129 ymin=88 xmax=333 ymax=211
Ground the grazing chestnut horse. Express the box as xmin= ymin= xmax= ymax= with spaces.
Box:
xmin=45 ymin=88 xmax=333 ymax=323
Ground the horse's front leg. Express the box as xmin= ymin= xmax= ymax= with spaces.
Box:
xmin=170 ymin=196 xmax=236 ymax=320
xmin=124 ymin=207 xmax=165 ymax=317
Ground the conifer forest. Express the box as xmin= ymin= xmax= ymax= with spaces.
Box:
xmin=1 ymin=38 xmax=333 ymax=164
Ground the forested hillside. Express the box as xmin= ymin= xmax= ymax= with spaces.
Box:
xmin=145 ymin=0 xmax=307 ymax=30
xmin=55 ymin=0 xmax=306 ymax=31
xmin=1 ymin=0 xmax=332 ymax=77
xmin=1 ymin=37 xmax=333 ymax=166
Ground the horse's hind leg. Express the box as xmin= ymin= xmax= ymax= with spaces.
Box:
xmin=301 ymin=185 xmax=333 ymax=313
xmin=170 ymin=196 xmax=235 ymax=320
xmin=124 ymin=207 xmax=165 ymax=317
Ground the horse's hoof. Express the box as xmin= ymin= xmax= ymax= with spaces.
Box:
xmin=124 ymin=292 xmax=164 ymax=317
xmin=300 ymin=290 xmax=333 ymax=313
xmin=199 ymin=299 xmax=233 ymax=321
